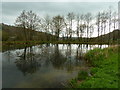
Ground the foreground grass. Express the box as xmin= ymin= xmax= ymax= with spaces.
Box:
xmin=69 ymin=46 xmax=119 ymax=88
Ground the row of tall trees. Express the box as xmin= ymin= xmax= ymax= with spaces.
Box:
xmin=96 ymin=7 xmax=118 ymax=42
xmin=15 ymin=8 xmax=118 ymax=42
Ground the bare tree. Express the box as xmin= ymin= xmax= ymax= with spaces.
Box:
xmin=99 ymin=11 xmax=108 ymax=42
xmin=79 ymin=24 xmax=86 ymax=42
xmin=102 ymin=11 xmax=109 ymax=36
xmin=96 ymin=12 xmax=101 ymax=42
xmin=63 ymin=16 xmax=69 ymax=39
xmin=27 ymin=10 xmax=41 ymax=40
xmin=76 ymin=14 xmax=80 ymax=39
xmin=79 ymin=14 xmax=86 ymax=41
xmin=52 ymin=15 xmax=64 ymax=40
xmin=85 ymin=13 xmax=92 ymax=42
xmin=15 ymin=10 xmax=41 ymax=41
xmin=42 ymin=15 xmax=51 ymax=33
xmin=76 ymin=14 xmax=85 ymax=41
xmin=112 ymin=11 xmax=118 ymax=41
xmin=67 ymin=12 xmax=75 ymax=39
xmin=89 ymin=24 xmax=94 ymax=38
xmin=112 ymin=11 xmax=117 ymax=30
xmin=108 ymin=6 xmax=112 ymax=43
xmin=100 ymin=12 xmax=104 ymax=42
xmin=15 ymin=10 xmax=28 ymax=40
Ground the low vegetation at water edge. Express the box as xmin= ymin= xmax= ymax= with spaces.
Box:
xmin=69 ymin=46 xmax=119 ymax=88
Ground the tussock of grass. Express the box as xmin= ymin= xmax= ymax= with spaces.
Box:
xmin=70 ymin=46 xmax=119 ymax=88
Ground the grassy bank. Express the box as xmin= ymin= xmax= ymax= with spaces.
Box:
xmin=69 ymin=46 xmax=119 ymax=88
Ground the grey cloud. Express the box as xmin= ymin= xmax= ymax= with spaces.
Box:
xmin=2 ymin=2 xmax=118 ymax=25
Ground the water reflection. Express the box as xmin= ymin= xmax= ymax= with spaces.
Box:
xmin=15 ymin=47 xmax=40 ymax=76
xmin=50 ymin=44 xmax=67 ymax=69
xmin=2 ymin=44 xmax=109 ymax=88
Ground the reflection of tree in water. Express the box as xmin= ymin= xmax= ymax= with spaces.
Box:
xmin=86 ymin=44 xmax=89 ymax=51
xmin=38 ymin=44 xmax=75 ymax=71
xmin=50 ymin=44 xmax=67 ymax=69
xmin=65 ymin=44 xmax=88 ymax=72
xmin=15 ymin=47 xmax=40 ymax=76
xmin=4 ymin=45 xmax=15 ymax=63
xmin=14 ymin=44 xmax=94 ymax=74
xmin=4 ymin=50 xmax=12 ymax=63
xmin=75 ymin=44 xmax=82 ymax=66
xmin=40 ymin=44 xmax=51 ymax=68
xmin=64 ymin=44 xmax=74 ymax=72
xmin=77 ymin=44 xmax=87 ymax=66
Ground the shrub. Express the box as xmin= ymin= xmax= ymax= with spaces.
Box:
xmin=77 ymin=71 xmax=88 ymax=80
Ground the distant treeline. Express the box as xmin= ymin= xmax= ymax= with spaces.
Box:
xmin=1 ymin=23 xmax=120 ymax=44
xmin=1 ymin=7 xmax=120 ymax=43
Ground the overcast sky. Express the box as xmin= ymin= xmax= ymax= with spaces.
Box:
xmin=1 ymin=2 xmax=119 ymax=37
xmin=2 ymin=2 xmax=118 ymax=25
xmin=1 ymin=0 xmax=120 ymax=2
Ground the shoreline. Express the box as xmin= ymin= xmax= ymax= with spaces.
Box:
xmin=2 ymin=41 xmax=119 ymax=45
xmin=69 ymin=46 xmax=119 ymax=88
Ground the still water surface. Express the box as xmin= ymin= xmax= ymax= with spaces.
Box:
xmin=2 ymin=44 xmax=108 ymax=88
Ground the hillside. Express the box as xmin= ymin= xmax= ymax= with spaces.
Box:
xmin=1 ymin=23 xmax=120 ymax=44
xmin=93 ymin=30 xmax=120 ymax=43
xmin=1 ymin=23 xmax=56 ymax=41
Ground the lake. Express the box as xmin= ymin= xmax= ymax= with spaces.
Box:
xmin=2 ymin=44 xmax=109 ymax=88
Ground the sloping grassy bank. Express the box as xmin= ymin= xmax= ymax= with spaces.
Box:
xmin=69 ymin=46 xmax=119 ymax=88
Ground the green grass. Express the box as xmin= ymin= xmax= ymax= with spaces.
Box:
xmin=69 ymin=46 xmax=119 ymax=88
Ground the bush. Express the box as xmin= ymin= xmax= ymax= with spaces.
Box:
xmin=77 ymin=71 xmax=88 ymax=80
